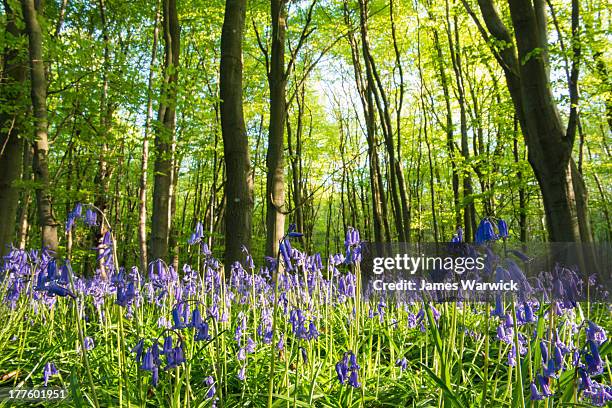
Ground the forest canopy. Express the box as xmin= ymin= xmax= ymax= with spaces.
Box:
xmin=0 ymin=0 xmax=610 ymax=270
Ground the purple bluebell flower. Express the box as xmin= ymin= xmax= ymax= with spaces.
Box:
xmin=84 ymin=336 xmax=95 ymax=351
xmin=277 ymin=334 xmax=284 ymax=350
xmin=246 ymin=337 xmax=256 ymax=353
xmin=43 ymin=362 xmax=58 ymax=386
xmin=46 ymin=282 xmax=76 ymax=298
xmin=205 ymin=376 xmax=215 ymax=399
xmin=543 ymin=359 xmax=558 ymax=379
xmin=348 ymin=369 xmax=361 ymax=388
xmin=583 ymin=382 xmax=612 ymax=406
xmin=308 ymin=321 xmax=319 ymax=340
xmin=188 ymin=222 xmax=204 ymax=245
xmin=585 ymin=341 xmax=604 ymax=375
xmin=84 ymin=208 xmax=97 ymax=227
xmin=497 ymin=219 xmax=508 ymax=239
xmin=538 ymin=374 xmax=553 ymax=397
xmin=491 ymin=294 xmax=504 ymax=317
xmin=336 ymin=360 xmax=348 ymax=384
xmin=450 ymin=227 xmax=463 ymax=243
xmin=237 ymin=367 xmax=246 ymax=381
xmin=508 ymin=344 xmax=517 ymax=366
xmin=395 ymin=357 xmax=407 ymax=371
xmin=132 ymin=339 xmax=145 ymax=364
xmin=141 ymin=348 xmax=155 ymax=371
xmin=65 ymin=203 xmax=83 ymax=232
xmin=151 ymin=366 xmax=159 ymax=387
xmin=475 ymin=219 xmax=497 ymax=245
xmin=540 ymin=341 xmax=549 ymax=364
xmin=586 ymin=321 xmax=607 ymax=346
xmin=530 ymin=382 xmax=544 ymax=400
xmin=163 ymin=336 xmax=173 ymax=355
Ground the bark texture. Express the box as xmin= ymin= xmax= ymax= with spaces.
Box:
xmin=22 ymin=0 xmax=59 ymax=252
xmin=220 ymin=0 xmax=253 ymax=264
xmin=150 ymin=0 xmax=180 ymax=261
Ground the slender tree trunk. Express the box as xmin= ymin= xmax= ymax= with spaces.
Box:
xmin=265 ymin=0 xmax=288 ymax=256
xmin=150 ymin=0 xmax=180 ymax=261
xmin=512 ymin=117 xmax=527 ymax=243
xmin=0 ymin=1 xmax=26 ymax=256
xmin=220 ymin=0 xmax=253 ymax=264
xmin=22 ymin=0 xmax=59 ymax=252
xmin=138 ymin=2 xmax=160 ymax=272
xmin=431 ymin=28 xmax=461 ymax=230
xmin=447 ymin=8 xmax=476 ymax=239
xmin=17 ymin=144 xmax=33 ymax=250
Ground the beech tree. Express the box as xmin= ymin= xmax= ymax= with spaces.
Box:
xmin=220 ymin=0 xmax=253 ymax=264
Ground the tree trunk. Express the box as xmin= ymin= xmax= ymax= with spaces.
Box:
xmin=22 ymin=0 xmax=59 ymax=252
xmin=265 ymin=0 xmax=287 ymax=256
xmin=447 ymin=8 xmax=476 ymax=240
xmin=150 ymin=0 xmax=180 ymax=261
xmin=138 ymin=2 xmax=161 ymax=272
xmin=220 ymin=0 xmax=253 ymax=264
xmin=467 ymin=0 xmax=587 ymax=242
xmin=0 ymin=0 xmax=26 ymax=256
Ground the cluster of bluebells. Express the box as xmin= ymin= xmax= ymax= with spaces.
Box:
xmin=335 ymin=351 xmax=361 ymax=388
xmin=2 ymin=217 xmax=610 ymax=404
xmin=475 ymin=218 xmax=508 ymax=245
xmin=65 ymin=203 xmax=98 ymax=232
xmin=132 ymin=332 xmax=186 ymax=387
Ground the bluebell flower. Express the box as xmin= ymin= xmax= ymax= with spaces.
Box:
xmin=277 ymin=334 xmax=284 ymax=350
xmin=163 ymin=336 xmax=173 ymax=355
xmin=84 ymin=336 xmax=95 ymax=351
xmin=205 ymin=376 xmax=215 ymax=399
xmin=491 ymin=294 xmax=504 ymax=317
xmin=132 ymin=339 xmax=145 ymax=364
xmin=172 ymin=304 xmax=188 ymax=329
xmin=237 ymin=348 xmax=246 ymax=361
xmin=543 ymin=359 xmax=558 ymax=379
xmin=47 ymin=282 xmax=76 ymax=298
xmin=450 ymin=227 xmax=463 ymax=243
xmin=141 ymin=348 xmax=155 ymax=371
xmin=279 ymin=238 xmax=293 ymax=271
xmin=335 ymin=360 xmax=348 ymax=384
xmin=65 ymin=203 xmax=83 ymax=232
xmin=538 ymin=374 xmax=553 ymax=397
xmin=530 ymin=382 xmax=544 ymax=400
xmin=84 ymin=208 xmax=97 ymax=227
xmin=540 ymin=341 xmax=549 ymax=364
xmin=308 ymin=321 xmax=319 ymax=340
xmin=165 ymin=344 xmax=185 ymax=370
xmin=195 ymin=323 xmax=211 ymax=342
xmin=43 ymin=362 xmax=58 ymax=387
xmin=497 ymin=219 xmax=508 ymax=239
xmin=246 ymin=337 xmax=256 ymax=353
xmin=300 ymin=347 xmax=308 ymax=364
xmin=237 ymin=367 xmax=246 ymax=381
xmin=508 ymin=344 xmax=517 ymax=366
xmin=188 ymin=222 xmax=204 ymax=245
xmin=586 ymin=321 xmax=607 ymax=346
xmin=395 ymin=357 xmax=408 ymax=371
xmin=475 ymin=219 xmax=497 ymax=244
xmin=151 ymin=366 xmax=159 ymax=387
xmin=585 ymin=341 xmax=604 ymax=375
xmin=348 ymin=369 xmax=361 ymax=388
xmin=191 ymin=308 xmax=204 ymax=330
